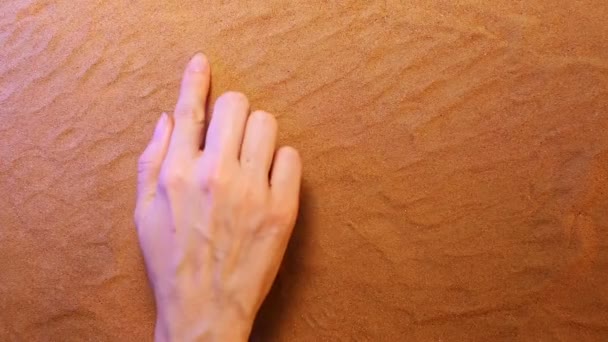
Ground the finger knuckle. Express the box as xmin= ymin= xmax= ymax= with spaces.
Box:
xmin=199 ymin=165 xmax=226 ymax=192
xmin=159 ymin=169 xmax=188 ymax=190
xmin=137 ymin=150 xmax=149 ymax=164
xmin=241 ymin=185 xmax=264 ymax=208
xmin=174 ymin=103 xmax=201 ymax=120
xmin=268 ymin=204 xmax=293 ymax=226
xmin=137 ymin=150 xmax=154 ymax=169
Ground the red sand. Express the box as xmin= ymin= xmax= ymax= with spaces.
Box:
xmin=1 ymin=1 xmax=608 ymax=340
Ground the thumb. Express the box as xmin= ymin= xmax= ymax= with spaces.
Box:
xmin=137 ymin=112 xmax=172 ymax=204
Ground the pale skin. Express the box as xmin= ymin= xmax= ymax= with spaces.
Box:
xmin=134 ymin=53 xmax=302 ymax=341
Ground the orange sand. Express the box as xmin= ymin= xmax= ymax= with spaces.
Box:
xmin=1 ymin=0 xmax=607 ymax=340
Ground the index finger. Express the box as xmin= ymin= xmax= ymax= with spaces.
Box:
xmin=166 ymin=53 xmax=211 ymax=162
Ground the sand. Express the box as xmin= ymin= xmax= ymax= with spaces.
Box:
xmin=1 ymin=0 xmax=607 ymax=340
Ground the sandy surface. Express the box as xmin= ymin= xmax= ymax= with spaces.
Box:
xmin=1 ymin=0 xmax=608 ymax=340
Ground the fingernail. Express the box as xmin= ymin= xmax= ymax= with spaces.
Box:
xmin=189 ymin=53 xmax=207 ymax=73
xmin=153 ymin=112 xmax=167 ymax=139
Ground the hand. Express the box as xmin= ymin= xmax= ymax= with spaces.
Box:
xmin=134 ymin=53 xmax=302 ymax=342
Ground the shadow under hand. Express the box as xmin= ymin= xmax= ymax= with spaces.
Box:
xmin=250 ymin=180 xmax=314 ymax=341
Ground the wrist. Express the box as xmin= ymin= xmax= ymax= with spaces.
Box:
xmin=154 ymin=307 xmax=252 ymax=342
